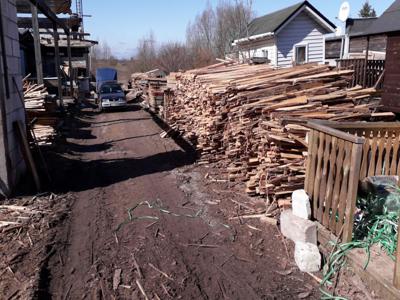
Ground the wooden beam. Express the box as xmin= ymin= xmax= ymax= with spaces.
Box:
xmin=67 ymin=34 xmax=73 ymax=96
xmin=53 ymin=23 xmax=63 ymax=106
xmin=30 ymin=3 xmax=43 ymax=85
xmin=363 ymin=36 xmax=370 ymax=88
xmin=27 ymin=0 xmax=69 ymax=34
xmin=14 ymin=121 xmax=41 ymax=191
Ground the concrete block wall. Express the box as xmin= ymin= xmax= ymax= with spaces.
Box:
xmin=0 ymin=0 xmax=26 ymax=195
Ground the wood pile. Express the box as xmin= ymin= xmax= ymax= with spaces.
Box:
xmin=32 ymin=124 xmax=57 ymax=146
xmin=23 ymin=78 xmax=59 ymax=146
xmin=23 ymin=81 xmax=48 ymax=111
xmin=129 ymin=73 xmax=167 ymax=118
xmin=165 ymin=63 xmax=392 ymax=200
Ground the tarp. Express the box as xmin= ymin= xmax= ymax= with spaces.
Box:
xmin=96 ymin=68 xmax=118 ymax=91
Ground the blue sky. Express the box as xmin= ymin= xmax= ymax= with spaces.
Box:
xmin=80 ymin=0 xmax=393 ymax=58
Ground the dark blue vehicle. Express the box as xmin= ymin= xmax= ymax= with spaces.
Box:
xmin=95 ymin=68 xmax=127 ymax=111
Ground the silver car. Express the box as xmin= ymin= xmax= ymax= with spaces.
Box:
xmin=98 ymin=82 xmax=127 ymax=111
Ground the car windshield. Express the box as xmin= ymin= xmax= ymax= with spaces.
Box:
xmin=100 ymin=84 xmax=123 ymax=94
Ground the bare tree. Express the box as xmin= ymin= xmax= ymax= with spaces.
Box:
xmin=157 ymin=42 xmax=191 ymax=73
xmin=135 ymin=31 xmax=158 ymax=72
xmin=214 ymin=0 xmax=254 ymax=57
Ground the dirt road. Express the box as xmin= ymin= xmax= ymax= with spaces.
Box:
xmin=39 ymin=106 xmax=319 ymax=299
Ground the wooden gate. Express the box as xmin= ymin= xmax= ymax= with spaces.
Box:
xmin=305 ymin=121 xmax=400 ymax=288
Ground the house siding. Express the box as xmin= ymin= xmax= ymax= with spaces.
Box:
xmin=276 ymin=11 xmax=327 ymax=68
xmin=0 ymin=0 xmax=26 ymax=196
xmin=238 ymin=38 xmax=276 ymax=65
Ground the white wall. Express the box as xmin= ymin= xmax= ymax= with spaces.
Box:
xmin=0 ymin=0 xmax=26 ymax=195
xmin=238 ymin=38 xmax=277 ymax=66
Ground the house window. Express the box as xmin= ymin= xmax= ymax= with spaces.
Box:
xmin=262 ymin=49 xmax=268 ymax=58
xmin=295 ymin=45 xmax=307 ymax=65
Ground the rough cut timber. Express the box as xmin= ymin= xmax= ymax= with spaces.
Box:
xmin=129 ymin=73 xmax=167 ymax=117
xmin=165 ymin=62 xmax=392 ymax=200
xmin=23 ymin=79 xmax=58 ymax=146
xmin=23 ymin=81 xmax=48 ymax=111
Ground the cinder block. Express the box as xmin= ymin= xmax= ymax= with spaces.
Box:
xmin=292 ymin=189 xmax=311 ymax=220
xmin=294 ymin=242 xmax=321 ymax=273
xmin=280 ymin=209 xmax=317 ymax=245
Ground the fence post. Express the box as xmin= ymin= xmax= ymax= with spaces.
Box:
xmin=343 ymin=142 xmax=363 ymax=243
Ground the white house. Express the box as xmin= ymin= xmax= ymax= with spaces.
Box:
xmin=233 ymin=1 xmax=336 ymax=68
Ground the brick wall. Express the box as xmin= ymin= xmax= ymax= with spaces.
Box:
xmin=0 ymin=0 xmax=26 ymax=195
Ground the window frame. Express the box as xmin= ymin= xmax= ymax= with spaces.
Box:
xmin=294 ymin=43 xmax=308 ymax=65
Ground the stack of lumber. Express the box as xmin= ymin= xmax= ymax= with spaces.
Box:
xmin=129 ymin=72 xmax=167 ymax=117
xmin=32 ymin=124 xmax=57 ymax=146
xmin=23 ymin=78 xmax=59 ymax=146
xmin=23 ymin=81 xmax=48 ymax=111
xmin=165 ymin=63 xmax=391 ymax=199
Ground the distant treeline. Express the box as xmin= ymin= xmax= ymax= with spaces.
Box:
xmin=92 ymin=0 xmax=254 ymax=74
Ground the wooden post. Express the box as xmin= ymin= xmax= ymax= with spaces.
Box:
xmin=67 ymin=31 xmax=73 ymax=97
xmin=14 ymin=121 xmax=41 ymax=192
xmin=342 ymin=142 xmax=363 ymax=243
xmin=363 ymin=36 xmax=370 ymax=88
xmin=30 ymin=3 xmax=43 ymax=84
xmin=53 ymin=23 xmax=63 ymax=106
xmin=85 ymin=51 xmax=90 ymax=77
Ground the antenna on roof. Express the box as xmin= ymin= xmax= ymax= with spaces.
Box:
xmin=338 ymin=1 xmax=350 ymax=22
xmin=338 ymin=2 xmax=351 ymax=58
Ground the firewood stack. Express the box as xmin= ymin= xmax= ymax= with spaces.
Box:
xmin=129 ymin=73 xmax=167 ymax=117
xmin=23 ymin=78 xmax=58 ymax=146
xmin=23 ymin=81 xmax=48 ymax=111
xmin=165 ymin=62 xmax=391 ymax=200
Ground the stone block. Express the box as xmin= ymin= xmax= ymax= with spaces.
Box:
xmin=294 ymin=242 xmax=321 ymax=273
xmin=292 ymin=189 xmax=311 ymax=220
xmin=280 ymin=209 xmax=317 ymax=245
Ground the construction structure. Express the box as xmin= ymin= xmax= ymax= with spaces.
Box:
xmin=0 ymin=0 xmax=82 ymax=196
xmin=17 ymin=0 xmax=96 ymax=99
xmin=0 ymin=0 xmax=26 ymax=196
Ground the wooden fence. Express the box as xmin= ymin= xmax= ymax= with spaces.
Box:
xmin=305 ymin=121 xmax=400 ymax=288
xmin=337 ymin=59 xmax=385 ymax=88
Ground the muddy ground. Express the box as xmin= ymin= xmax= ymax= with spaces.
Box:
xmin=0 ymin=105 xmax=372 ymax=299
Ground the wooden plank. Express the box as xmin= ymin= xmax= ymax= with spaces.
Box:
xmin=368 ymin=135 xmax=378 ymax=177
xmin=14 ymin=121 xmax=41 ymax=191
xmin=360 ymin=139 xmax=371 ymax=179
xmin=376 ymin=133 xmax=385 ymax=175
xmin=313 ymin=132 xmax=325 ymax=221
xmin=342 ymin=142 xmax=363 ymax=243
xmin=307 ymin=121 xmax=364 ymax=144
xmin=336 ymin=141 xmax=352 ymax=235
xmin=304 ymin=130 xmax=314 ymax=191
xmin=384 ymin=133 xmax=393 ymax=176
xmin=329 ymin=139 xmax=345 ymax=232
xmin=322 ymin=136 xmax=338 ymax=227
xmin=308 ymin=130 xmax=319 ymax=215
xmin=318 ymin=134 xmax=332 ymax=222
xmin=392 ymin=134 xmax=400 ymax=175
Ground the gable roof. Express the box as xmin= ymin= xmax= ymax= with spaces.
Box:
xmin=361 ymin=0 xmax=400 ymax=36
xmin=240 ymin=1 xmax=335 ymax=39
